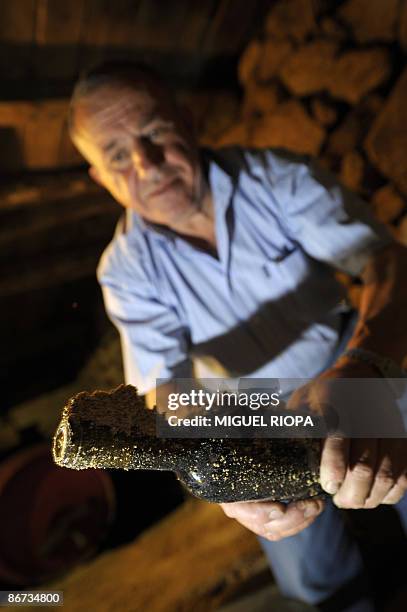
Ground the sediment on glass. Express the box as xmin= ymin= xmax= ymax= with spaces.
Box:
xmin=52 ymin=384 xmax=323 ymax=503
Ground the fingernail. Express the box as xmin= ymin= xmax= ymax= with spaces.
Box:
xmin=269 ymin=509 xmax=284 ymax=520
xmin=304 ymin=504 xmax=319 ymax=519
xmin=324 ymin=480 xmax=341 ymax=494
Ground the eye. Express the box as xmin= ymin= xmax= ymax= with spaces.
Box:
xmin=147 ymin=127 xmax=164 ymax=140
xmin=110 ymin=148 xmax=131 ymax=168
xmin=145 ymin=123 xmax=172 ymax=141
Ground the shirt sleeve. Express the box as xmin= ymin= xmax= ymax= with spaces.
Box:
xmin=97 ymin=237 xmax=192 ymax=396
xmin=261 ymin=150 xmax=394 ymax=276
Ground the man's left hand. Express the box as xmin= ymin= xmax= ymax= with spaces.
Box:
xmin=287 ymin=362 xmax=407 ymax=509
xmin=320 ymin=435 xmax=407 ymax=508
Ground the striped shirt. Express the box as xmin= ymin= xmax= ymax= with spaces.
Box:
xmin=98 ymin=147 xmax=392 ymax=394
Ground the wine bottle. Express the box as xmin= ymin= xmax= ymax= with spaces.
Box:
xmin=52 ymin=384 xmax=323 ymax=503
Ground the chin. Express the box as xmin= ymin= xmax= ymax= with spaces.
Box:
xmin=161 ymin=206 xmax=194 ymax=227
xmin=151 ymin=191 xmax=196 ymax=222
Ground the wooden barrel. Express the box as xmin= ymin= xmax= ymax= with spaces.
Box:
xmin=0 ymin=444 xmax=115 ymax=585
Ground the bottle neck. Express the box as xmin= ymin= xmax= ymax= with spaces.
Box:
xmin=128 ymin=436 xmax=180 ymax=471
xmin=53 ymin=418 xmax=181 ymax=472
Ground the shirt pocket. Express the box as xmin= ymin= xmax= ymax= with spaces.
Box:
xmin=262 ymin=247 xmax=309 ymax=290
xmin=262 ymin=247 xmax=345 ymax=320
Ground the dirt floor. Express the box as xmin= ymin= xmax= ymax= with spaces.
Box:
xmin=38 ymin=497 xmax=406 ymax=612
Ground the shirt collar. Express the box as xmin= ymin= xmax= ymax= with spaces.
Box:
xmin=122 ymin=148 xmax=236 ymax=249
xmin=205 ymin=149 xmax=235 ymax=267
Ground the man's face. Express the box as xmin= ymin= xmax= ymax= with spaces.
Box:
xmin=73 ymin=80 xmax=203 ymax=227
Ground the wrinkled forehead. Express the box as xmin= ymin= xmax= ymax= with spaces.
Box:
xmin=76 ymin=80 xmax=173 ymax=133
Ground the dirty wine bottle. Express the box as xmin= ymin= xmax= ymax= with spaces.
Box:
xmin=52 ymin=385 xmax=323 ymax=503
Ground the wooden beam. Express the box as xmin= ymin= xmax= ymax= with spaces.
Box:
xmin=0 ymin=50 xmax=240 ymax=97
xmin=34 ymin=0 xmax=85 ymax=78
xmin=0 ymin=172 xmax=120 ymax=296
xmin=0 ymin=197 xmax=116 ymax=246
xmin=0 ymin=171 xmax=99 ymax=210
xmin=0 ymin=0 xmax=36 ymax=78
xmin=0 ymin=0 xmax=37 ymax=43
xmin=0 ymin=98 xmax=83 ymax=170
xmin=1 ymin=248 xmax=103 ymax=296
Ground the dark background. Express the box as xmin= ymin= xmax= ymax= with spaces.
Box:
xmin=0 ymin=0 xmax=406 ymax=606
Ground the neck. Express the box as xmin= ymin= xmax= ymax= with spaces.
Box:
xmin=169 ymin=182 xmax=217 ymax=251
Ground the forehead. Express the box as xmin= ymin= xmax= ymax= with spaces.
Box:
xmin=74 ymin=80 xmax=176 ymax=148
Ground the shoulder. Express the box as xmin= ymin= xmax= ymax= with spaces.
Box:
xmin=207 ymin=146 xmax=310 ymax=183
xmin=97 ymin=212 xmax=154 ymax=295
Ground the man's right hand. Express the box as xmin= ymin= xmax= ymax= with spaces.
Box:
xmin=219 ymin=497 xmax=325 ymax=541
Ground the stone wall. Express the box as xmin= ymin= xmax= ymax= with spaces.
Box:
xmin=202 ymin=0 xmax=407 ymax=300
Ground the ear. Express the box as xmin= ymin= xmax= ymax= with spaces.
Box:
xmin=88 ymin=165 xmax=104 ymax=187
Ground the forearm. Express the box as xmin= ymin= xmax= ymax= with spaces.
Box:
xmin=337 ymin=241 xmax=407 ymax=369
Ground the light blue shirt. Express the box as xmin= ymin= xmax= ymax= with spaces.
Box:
xmin=97 ymin=147 xmax=392 ymax=395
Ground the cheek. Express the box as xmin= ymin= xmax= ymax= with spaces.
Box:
xmin=105 ymin=169 xmax=140 ymax=207
xmin=165 ymin=143 xmax=196 ymax=180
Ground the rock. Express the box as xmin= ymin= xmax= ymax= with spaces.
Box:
xmin=242 ymin=83 xmax=281 ymax=117
xmin=327 ymin=96 xmax=384 ymax=158
xmin=372 ymin=185 xmax=405 ymax=224
xmin=215 ymin=122 xmax=252 ymax=148
xmin=347 ymin=284 xmax=362 ymax=309
xmin=279 ymin=40 xmax=338 ymax=96
xmin=365 ymin=69 xmax=407 ymax=196
xmin=400 ymin=0 xmax=407 ymax=51
xmin=250 ymin=100 xmax=325 ymax=155
xmin=327 ymin=114 xmax=363 ymax=158
xmin=340 ymin=151 xmax=365 ymax=191
xmin=265 ymin=0 xmax=317 ymax=42
xmin=200 ymin=92 xmax=240 ymax=143
xmin=311 ymin=98 xmax=338 ymax=127
xmin=280 ymin=44 xmax=390 ymax=104
xmin=238 ymin=39 xmax=262 ymax=87
xmin=257 ymin=37 xmax=293 ymax=82
xmin=319 ymin=16 xmax=348 ymax=41
xmin=176 ymin=89 xmax=211 ymax=133
xmin=362 ymin=93 xmax=385 ymax=116
xmin=362 ymin=163 xmax=388 ymax=198
xmin=329 ymin=48 xmax=391 ymax=104
xmin=397 ymin=215 xmax=407 ymax=246
xmin=339 ymin=0 xmax=399 ymax=43
xmin=315 ymin=154 xmax=335 ymax=172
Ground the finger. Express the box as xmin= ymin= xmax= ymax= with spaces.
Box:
xmin=381 ymin=470 xmax=407 ymax=505
xmin=263 ymin=498 xmax=325 ymax=541
xmin=220 ymin=500 xmax=286 ymax=523
xmin=364 ymin=439 xmax=398 ymax=508
xmin=382 ymin=439 xmax=407 ymax=505
xmin=333 ymin=439 xmax=378 ymax=508
xmin=220 ymin=497 xmax=325 ymax=541
xmin=320 ymin=436 xmax=349 ymax=495
xmin=219 ymin=501 xmax=287 ymax=537
xmin=286 ymin=384 xmax=311 ymax=411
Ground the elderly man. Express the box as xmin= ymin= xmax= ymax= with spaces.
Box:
xmin=69 ymin=61 xmax=407 ymax=612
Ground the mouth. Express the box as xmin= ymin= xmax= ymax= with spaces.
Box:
xmin=148 ymin=177 xmax=177 ymax=198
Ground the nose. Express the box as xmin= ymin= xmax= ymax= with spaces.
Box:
xmin=131 ymin=137 xmax=163 ymax=177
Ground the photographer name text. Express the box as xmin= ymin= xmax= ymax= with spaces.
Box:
xmin=167 ymin=414 xmax=315 ymax=427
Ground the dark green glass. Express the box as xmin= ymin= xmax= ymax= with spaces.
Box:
xmin=53 ymin=385 xmax=323 ymax=503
